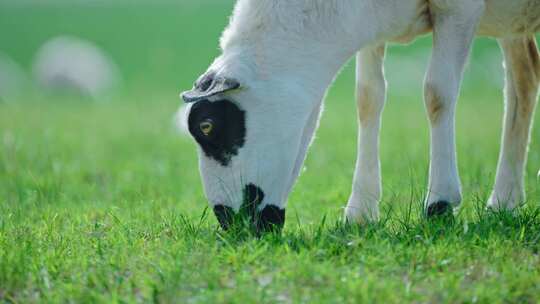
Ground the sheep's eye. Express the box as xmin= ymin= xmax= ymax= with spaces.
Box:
xmin=200 ymin=119 xmax=214 ymax=136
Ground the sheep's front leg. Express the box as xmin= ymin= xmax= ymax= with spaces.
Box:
xmin=345 ymin=45 xmax=386 ymax=224
xmin=488 ymin=37 xmax=540 ymax=211
xmin=424 ymin=2 xmax=484 ymax=217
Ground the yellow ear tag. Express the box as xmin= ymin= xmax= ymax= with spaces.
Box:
xmin=200 ymin=120 xmax=213 ymax=136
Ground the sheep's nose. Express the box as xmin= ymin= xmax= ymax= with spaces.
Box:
xmin=256 ymin=205 xmax=286 ymax=232
xmin=212 ymin=184 xmax=286 ymax=233
xmin=212 ymin=204 xmax=285 ymax=233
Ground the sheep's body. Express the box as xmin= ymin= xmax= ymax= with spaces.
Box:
xmin=183 ymin=0 xmax=540 ymax=229
xmin=221 ymin=1 xmax=540 ymax=53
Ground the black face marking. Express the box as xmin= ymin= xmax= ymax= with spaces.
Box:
xmin=188 ymin=99 xmax=246 ymax=166
xmin=258 ymin=205 xmax=286 ymax=232
xmin=212 ymin=184 xmax=286 ymax=234
xmin=426 ymin=201 xmax=453 ymax=218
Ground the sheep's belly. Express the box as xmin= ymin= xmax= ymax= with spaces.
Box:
xmin=478 ymin=0 xmax=540 ymax=37
xmin=394 ymin=0 xmax=540 ymax=42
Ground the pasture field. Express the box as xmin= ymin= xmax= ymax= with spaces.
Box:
xmin=1 ymin=1 xmax=540 ymax=303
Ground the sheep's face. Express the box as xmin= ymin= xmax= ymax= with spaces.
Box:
xmin=181 ymin=70 xmax=319 ymax=233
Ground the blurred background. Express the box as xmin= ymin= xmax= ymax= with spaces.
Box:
xmin=1 ymin=0 xmax=536 ymax=222
xmin=0 ymin=1 xmax=240 ymax=100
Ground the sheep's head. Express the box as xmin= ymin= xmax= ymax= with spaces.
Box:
xmin=181 ymin=66 xmax=320 ymax=234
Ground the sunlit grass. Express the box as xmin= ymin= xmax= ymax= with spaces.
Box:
xmin=1 ymin=1 xmax=540 ymax=302
xmin=1 ymin=88 xmax=539 ymax=302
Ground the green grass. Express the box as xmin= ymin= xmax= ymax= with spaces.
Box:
xmin=1 ymin=1 xmax=540 ymax=303
xmin=1 ymin=90 xmax=540 ymax=303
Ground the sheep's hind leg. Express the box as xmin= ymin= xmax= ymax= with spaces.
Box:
xmin=423 ymin=2 xmax=484 ymax=218
xmin=488 ymin=36 xmax=540 ymax=211
xmin=345 ymin=45 xmax=386 ymax=224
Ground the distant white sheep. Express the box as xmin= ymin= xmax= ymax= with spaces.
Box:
xmin=33 ymin=36 xmax=120 ymax=99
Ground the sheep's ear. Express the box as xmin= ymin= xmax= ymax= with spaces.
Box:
xmin=181 ymin=72 xmax=240 ymax=103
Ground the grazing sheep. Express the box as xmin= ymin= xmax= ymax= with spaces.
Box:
xmin=0 ymin=53 xmax=26 ymax=102
xmin=34 ymin=36 xmax=120 ymax=99
xmin=181 ymin=0 xmax=539 ymax=231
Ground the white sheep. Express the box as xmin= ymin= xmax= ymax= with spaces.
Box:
xmin=181 ymin=0 xmax=539 ymax=230
xmin=33 ymin=36 xmax=120 ymax=99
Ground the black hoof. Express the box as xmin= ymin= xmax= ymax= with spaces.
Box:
xmin=426 ymin=201 xmax=453 ymax=218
